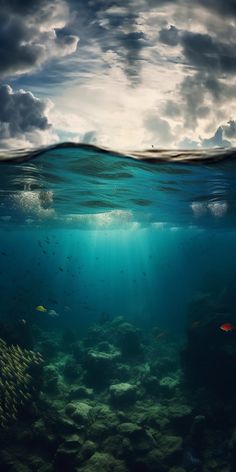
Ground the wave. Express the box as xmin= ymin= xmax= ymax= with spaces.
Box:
xmin=0 ymin=141 xmax=236 ymax=230
xmin=0 ymin=141 xmax=235 ymax=163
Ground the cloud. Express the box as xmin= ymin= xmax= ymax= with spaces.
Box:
xmin=201 ymin=120 xmax=236 ymax=147
xmin=181 ymin=30 xmax=236 ymax=75
xmin=144 ymin=113 xmax=174 ymax=146
xmin=159 ymin=25 xmax=180 ymax=46
xmin=0 ymin=84 xmax=57 ymax=147
xmin=0 ymin=0 xmax=79 ymax=78
xmin=2 ymin=0 xmax=236 ymax=150
xmin=199 ymin=0 xmax=236 ymax=17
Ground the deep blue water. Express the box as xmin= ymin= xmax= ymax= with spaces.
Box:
xmin=0 ymin=144 xmax=235 ymax=336
xmin=1 ymin=144 xmax=236 ymax=471
xmin=0 ymin=227 xmax=236 ymax=337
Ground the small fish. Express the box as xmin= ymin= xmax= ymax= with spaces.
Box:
xmin=59 ymin=267 xmax=63 ymax=272
xmin=64 ymin=306 xmax=71 ymax=312
xmin=20 ymin=319 xmax=27 ymax=325
xmin=191 ymin=320 xmax=200 ymax=329
xmin=36 ymin=305 xmax=47 ymax=313
xmin=155 ymin=332 xmax=166 ymax=341
xmin=220 ymin=322 xmax=235 ymax=332
xmin=48 ymin=309 xmax=59 ymax=317
xmin=1 ymin=252 xmax=6 ymax=256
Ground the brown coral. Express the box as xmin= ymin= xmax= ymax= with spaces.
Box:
xmin=0 ymin=338 xmax=43 ymax=428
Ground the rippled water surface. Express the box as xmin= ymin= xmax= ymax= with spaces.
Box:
xmin=0 ymin=143 xmax=236 ymax=229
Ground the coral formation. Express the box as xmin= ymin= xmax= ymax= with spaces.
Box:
xmin=0 ymin=313 xmax=235 ymax=472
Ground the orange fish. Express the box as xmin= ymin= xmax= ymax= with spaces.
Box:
xmin=220 ymin=323 xmax=235 ymax=332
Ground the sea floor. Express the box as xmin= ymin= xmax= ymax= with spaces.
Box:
xmin=0 ymin=316 xmax=235 ymax=472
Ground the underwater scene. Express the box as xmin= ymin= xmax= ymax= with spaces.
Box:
xmin=0 ymin=144 xmax=236 ymax=472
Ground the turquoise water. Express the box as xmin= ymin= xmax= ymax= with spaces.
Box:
xmin=0 ymin=145 xmax=236 ymax=471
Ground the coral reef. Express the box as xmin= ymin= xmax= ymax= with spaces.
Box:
xmin=0 ymin=314 xmax=235 ymax=472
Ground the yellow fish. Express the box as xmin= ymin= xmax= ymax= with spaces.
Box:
xmin=36 ymin=305 xmax=47 ymax=312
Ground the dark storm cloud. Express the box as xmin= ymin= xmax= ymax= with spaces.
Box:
xmin=68 ymin=0 xmax=150 ymax=85
xmin=179 ymin=31 xmax=236 ymax=128
xmin=158 ymin=21 xmax=236 ymax=131
xmin=159 ymin=26 xmax=179 ymax=46
xmin=159 ymin=24 xmax=236 ymax=75
xmin=0 ymin=0 xmax=79 ymax=78
xmin=181 ymin=31 xmax=236 ymax=74
xmin=0 ymin=85 xmax=51 ymax=139
xmin=116 ymin=31 xmax=148 ymax=84
xmin=199 ymin=0 xmax=236 ymax=16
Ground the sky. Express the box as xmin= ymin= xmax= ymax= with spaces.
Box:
xmin=1 ymin=0 xmax=236 ymax=150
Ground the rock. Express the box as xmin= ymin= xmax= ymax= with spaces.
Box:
xmin=43 ymin=365 xmax=59 ymax=394
xmin=53 ymin=415 xmax=78 ymax=435
xmin=121 ymin=437 xmax=133 ymax=455
xmin=159 ymin=375 xmax=179 ymax=396
xmin=102 ymin=435 xmax=124 ymax=457
xmin=168 ymin=468 xmax=186 ymax=472
xmin=63 ymin=359 xmax=79 ymax=380
xmin=135 ymin=404 xmax=170 ymax=429
xmin=53 ymin=443 xmax=79 ymax=471
xmin=132 ymin=450 xmax=167 ymax=472
xmin=79 ymin=440 xmax=97 ymax=461
xmin=78 ymin=452 xmax=126 ymax=472
xmin=92 ymin=404 xmax=118 ymax=424
xmin=65 ymin=402 xmax=92 ymax=423
xmin=143 ymin=375 xmax=160 ymax=394
xmin=117 ymin=422 xmax=142 ymax=437
xmin=109 ymin=383 xmax=137 ymax=405
xmin=32 ymin=419 xmax=58 ymax=450
xmin=156 ymin=435 xmax=183 ymax=464
xmin=115 ymin=363 xmax=131 ymax=381
xmin=64 ymin=434 xmax=83 ymax=449
xmin=84 ymin=347 xmax=120 ymax=387
xmin=132 ymin=429 xmax=157 ymax=454
xmin=133 ymin=437 xmax=182 ymax=472
xmin=87 ymin=349 xmax=120 ymax=365
xmin=167 ymin=404 xmax=193 ymax=431
xmin=38 ymin=464 xmax=53 ymax=472
xmin=116 ymin=322 xmax=143 ymax=358
xmin=69 ymin=386 xmax=94 ymax=400
xmin=89 ymin=422 xmax=111 ymax=440
xmin=53 ymin=434 xmax=84 ymax=469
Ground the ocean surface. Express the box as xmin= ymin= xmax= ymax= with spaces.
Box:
xmin=0 ymin=143 xmax=236 ymax=472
